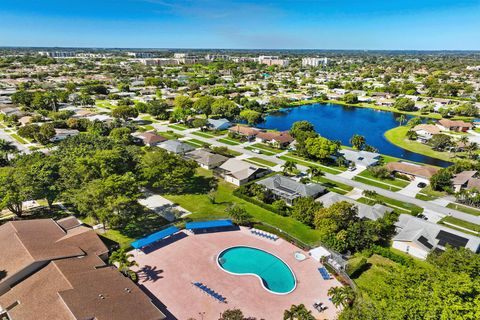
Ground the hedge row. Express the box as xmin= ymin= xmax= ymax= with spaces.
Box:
xmin=370 ymin=245 xmax=414 ymax=267
xmin=233 ymin=189 xmax=287 ymax=216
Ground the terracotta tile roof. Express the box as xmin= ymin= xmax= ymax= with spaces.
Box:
xmin=452 ymin=171 xmax=477 ymax=186
xmin=412 ymin=124 xmax=440 ymax=135
xmin=438 ymin=119 xmax=473 ymax=128
xmin=139 ymin=132 xmax=168 ymax=144
xmin=228 ymin=125 xmax=260 ymax=136
xmin=256 ymin=131 xmax=294 ymax=143
xmin=386 ymin=162 xmax=439 ymax=179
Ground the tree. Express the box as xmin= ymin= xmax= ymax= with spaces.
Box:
xmin=34 ymin=123 xmax=56 ymax=144
xmin=328 ymin=286 xmax=356 ymax=308
xmin=396 ymin=114 xmax=407 ymax=126
xmin=306 ymin=166 xmax=323 ymax=179
xmin=465 ymin=142 xmax=478 ymax=159
xmin=211 ymin=98 xmax=240 ymax=119
xmin=291 ymin=197 xmax=323 ymax=226
xmin=305 ymin=136 xmax=339 ymax=160
xmin=226 ymin=204 xmax=252 ymax=225
xmin=343 ymin=93 xmax=359 ymax=104
xmin=349 ymin=134 xmax=366 ymax=150
xmin=109 ymin=248 xmax=138 ymax=281
xmin=0 ymin=166 xmax=30 ymax=217
xmin=191 ymin=118 xmax=208 ymax=128
xmin=239 ymin=109 xmax=263 ymax=125
xmin=139 ymin=149 xmax=197 ymax=193
xmin=174 ymin=95 xmax=193 ymax=110
xmin=429 ymin=134 xmax=453 ymax=151
xmin=289 ymin=121 xmax=318 ymax=157
xmin=407 ymin=117 xmax=422 ymax=127
xmin=394 ymin=98 xmax=416 ymax=111
xmin=112 ymin=106 xmax=139 ymax=121
xmin=220 ymin=309 xmax=254 ymax=320
xmin=0 ymin=139 xmax=18 ymax=166
xmin=283 ymin=304 xmax=315 ymax=320
xmin=192 ymin=96 xmax=215 ymax=117
xmin=109 ymin=127 xmax=133 ymax=145
xmin=430 ymin=169 xmax=453 ymax=191
xmin=282 ymin=160 xmax=297 ymax=175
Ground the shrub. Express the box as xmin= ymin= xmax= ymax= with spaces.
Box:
xmin=346 ymin=257 xmax=368 ymax=278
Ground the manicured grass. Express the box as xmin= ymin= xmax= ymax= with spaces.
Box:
xmin=358 ymin=194 xmax=423 ymax=215
xmin=244 ymin=157 xmax=277 ymax=167
xmin=312 ymin=176 xmax=354 ymax=195
xmin=218 ymin=138 xmax=241 ymax=146
xmin=157 ymin=131 xmax=184 ymax=140
xmin=165 ymin=169 xmax=323 ymax=245
xmin=357 ymin=170 xmax=410 ymax=188
xmin=95 ymin=99 xmax=114 ymax=109
xmin=141 ymin=125 xmax=155 ymax=131
xmin=439 ymin=216 xmax=480 ymax=235
xmin=279 ymin=153 xmax=346 ymax=175
xmin=10 ymin=133 xmax=28 ymax=144
xmin=244 ymin=146 xmax=276 ymax=156
xmin=185 ymin=139 xmax=210 ymax=148
xmin=250 ymin=143 xmax=283 ymax=154
xmin=191 ymin=131 xmax=216 ymax=138
xmin=353 ymin=176 xmax=402 ymax=192
xmin=415 ymin=185 xmax=445 ymax=201
xmin=168 ymin=124 xmax=188 ymax=131
xmin=384 ymin=126 xmax=459 ymax=162
xmin=446 ymin=203 xmax=480 ymax=216
xmin=140 ymin=115 xmax=159 ymax=123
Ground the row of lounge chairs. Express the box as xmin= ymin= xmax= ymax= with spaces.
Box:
xmin=250 ymin=229 xmax=279 ymax=241
xmin=193 ymin=282 xmax=227 ymax=303
xmin=318 ymin=267 xmax=332 ymax=280
xmin=313 ymin=301 xmax=328 ymax=312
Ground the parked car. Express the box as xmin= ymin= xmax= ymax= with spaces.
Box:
xmin=417 ymin=182 xmax=427 ymax=188
xmin=252 ymin=148 xmax=261 ymax=154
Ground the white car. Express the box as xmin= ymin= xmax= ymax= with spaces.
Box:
xmin=252 ymin=148 xmax=261 ymax=154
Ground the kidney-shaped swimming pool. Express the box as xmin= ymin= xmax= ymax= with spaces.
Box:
xmin=217 ymin=246 xmax=296 ymax=295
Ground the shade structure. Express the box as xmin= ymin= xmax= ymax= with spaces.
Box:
xmin=131 ymin=226 xmax=179 ymax=249
xmin=185 ymin=219 xmax=233 ymax=230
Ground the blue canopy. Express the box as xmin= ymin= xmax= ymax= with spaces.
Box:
xmin=185 ymin=219 xmax=233 ymax=230
xmin=131 ymin=226 xmax=179 ymax=249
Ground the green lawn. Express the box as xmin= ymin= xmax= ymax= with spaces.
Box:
xmin=384 ymin=126 xmax=460 ymax=162
xmin=168 ymin=124 xmax=188 ymax=131
xmin=218 ymin=138 xmax=241 ymax=146
xmin=357 ymin=194 xmax=423 ymax=215
xmin=439 ymin=216 xmax=480 ymax=236
xmin=446 ymin=203 xmax=480 ymax=216
xmin=353 ymin=176 xmax=403 ymax=192
xmin=415 ymin=186 xmax=445 ymax=201
xmin=249 ymin=143 xmax=283 ymax=154
xmin=157 ymin=131 xmax=184 ymax=140
xmin=185 ymin=139 xmax=210 ymax=148
xmin=356 ymin=169 xmax=410 ymax=188
xmin=191 ymin=131 xmax=216 ymax=138
xmin=244 ymin=146 xmax=276 ymax=156
xmin=11 ymin=134 xmax=28 ymax=144
xmin=312 ymin=176 xmax=354 ymax=195
xmin=279 ymin=153 xmax=346 ymax=175
xmin=223 ymin=149 xmax=242 ymax=157
xmin=244 ymin=157 xmax=277 ymax=167
xmin=165 ymin=169 xmax=323 ymax=245
xmin=140 ymin=115 xmax=159 ymax=123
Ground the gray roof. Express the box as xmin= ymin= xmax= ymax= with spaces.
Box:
xmin=158 ymin=139 xmax=195 ymax=154
xmin=338 ymin=149 xmax=380 ymax=167
xmin=219 ymin=159 xmax=264 ymax=181
xmin=317 ymin=192 xmax=393 ymax=221
xmin=394 ymin=214 xmax=480 ymax=253
xmin=185 ymin=149 xmax=228 ymax=166
xmin=256 ymin=175 xmax=325 ymax=200
xmin=207 ymin=118 xmax=231 ymax=130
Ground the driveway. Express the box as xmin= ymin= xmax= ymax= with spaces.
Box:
xmin=397 ymin=177 xmax=428 ymax=197
xmin=139 ymin=192 xmax=190 ymax=222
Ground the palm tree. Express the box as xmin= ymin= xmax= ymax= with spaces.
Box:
xmin=306 ymin=166 xmax=323 ymax=180
xmin=328 ymin=286 xmax=356 ymax=308
xmin=0 ymin=139 xmax=18 ymax=165
xmin=109 ymin=248 xmax=138 ymax=279
xmin=349 ymin=134 xmax=366 ymax=150
xmin=282 ymin=160 xmax=297 ymax=175
xmin=465 ymin=142 xmax=478 ymax=159
xmin=396 ymin=115 xmax=407 ymax=126
xmin=283 ymin=304 xmax=315 ymax=320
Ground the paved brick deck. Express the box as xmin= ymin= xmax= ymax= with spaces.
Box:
xmin=131 ymin=227 xmax=341 ymax=320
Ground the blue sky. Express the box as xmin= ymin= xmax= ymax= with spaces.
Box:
xmin=0 ymin=0 xmax=479 ymax=49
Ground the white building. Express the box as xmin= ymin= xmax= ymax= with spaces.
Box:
xmin=38 ymin=51 xmax=76 ymax=58
xmin=302 ymin=57 xmax=328 ymax=67
xmin=127 ymin=52 xmax=154 ymax=58
xmin=257 ymin=56 xmax=289 ymax=67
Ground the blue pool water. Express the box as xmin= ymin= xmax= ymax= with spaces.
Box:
xmin=217 ymin=246 xmax=296 ymax=294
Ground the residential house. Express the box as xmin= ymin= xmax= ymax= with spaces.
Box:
xmin=52 ymin=128 xmax=80 ymax=142
xmin=216 ymin=159 xmax=269 ymax=186
xmin=207 ymin=118 xmax=232 ymax=131
xmin=139 ymin=131 xmax=168 ymax=147
xmin=256 ymin=174 xmax=326 ymax=205
xmin=411 ymin=124 xmax=440 ymax=142
xmin=452 ymin=171 xmax=478 ymax=192
xmin=185 ymin=148 xmax=228 ymax=169
xmin=393 ymin=214 xmax=480 ymax=260
xmin=386 ymin=162 xmax=439 ymax=179
xmin=0 ymin=218 xmax=166 ymax=320
xmin=228 ymin=125 xmax=260 ymax=141
xmin=317 ymin=192 xmax=393 ymax=221
xmin=158 ymin=139 xmax=195 ymax=155
xmin=337 ymin=149 xmax=381 ymax=168
xmin=255 ymin=131 xmax=294 ymax=149
xmin=437 ymin=119 xmax=473 ymax=132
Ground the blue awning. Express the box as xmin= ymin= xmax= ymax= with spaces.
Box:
xmin=185 ymin=219 xmax=233 ymax=230
xmin=131 ymin=226 xmax=179 ymax=249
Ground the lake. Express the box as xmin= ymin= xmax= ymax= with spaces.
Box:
xmin=257 ymin=103 xmax=451 ymax=167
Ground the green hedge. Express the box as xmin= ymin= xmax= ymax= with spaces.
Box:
xmin=371 ymin=245 xmax=414 ymax=267
xmin=233 ymin=189 xmax=287 ymax=216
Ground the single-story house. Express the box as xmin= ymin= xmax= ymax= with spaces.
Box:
xmin=139 ymin=131 xmax=168 ymax=147
xmin=393 ymin=214 xmax=480 ymax=260
xmin=437 ymin=119 xmax=473 ymax=132
xmin=185 ymin=148 xmax=229 ymax=169
xmin=452 ymin=171 xmax=478 ymax=192
xmin=317 ymin=192 xmax=393 ymax=221
xmin=256 ymin=174 xmax=326 ymax=205
xmin=337 ymin=149 xmax=381 ymax=168
xmin=207 ymin=118 xmax=232 ymax=131
xmin=158 ymin=139 xmax=195 ymax=154
xmin=255 ymin=131 xmax=294 ymax=149
xmin=52 ymin=129 xmax=80 ymax=142
xmin=466 ymin=178 xmax=480 ymax=191
xmin=385 ymin=161 xmax=439 ymax=179
xmin=228 ymin=125 xmax=260 ymax=141
xmin=216 ymin=159 xmax=269 ymax=186
xmin=412 ymin=124 xmax=440 ymax=142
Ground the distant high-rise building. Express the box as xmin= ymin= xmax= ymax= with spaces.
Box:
xmin=302 ymin=57 xmax=328 ymax=67
xmin=38 ymin=51 xmax=76 ymax=58
xmin=127 ymin=52 xmax=154 ymax=58
xmin=257 ymin=56 xmax=289 ymax=67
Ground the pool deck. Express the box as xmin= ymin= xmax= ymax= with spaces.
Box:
xmin=131 ymin=227 xmax=342 ymax=320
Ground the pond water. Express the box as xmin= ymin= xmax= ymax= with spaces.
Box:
xmin=257 ymin=103 xmax=451 ymax=167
